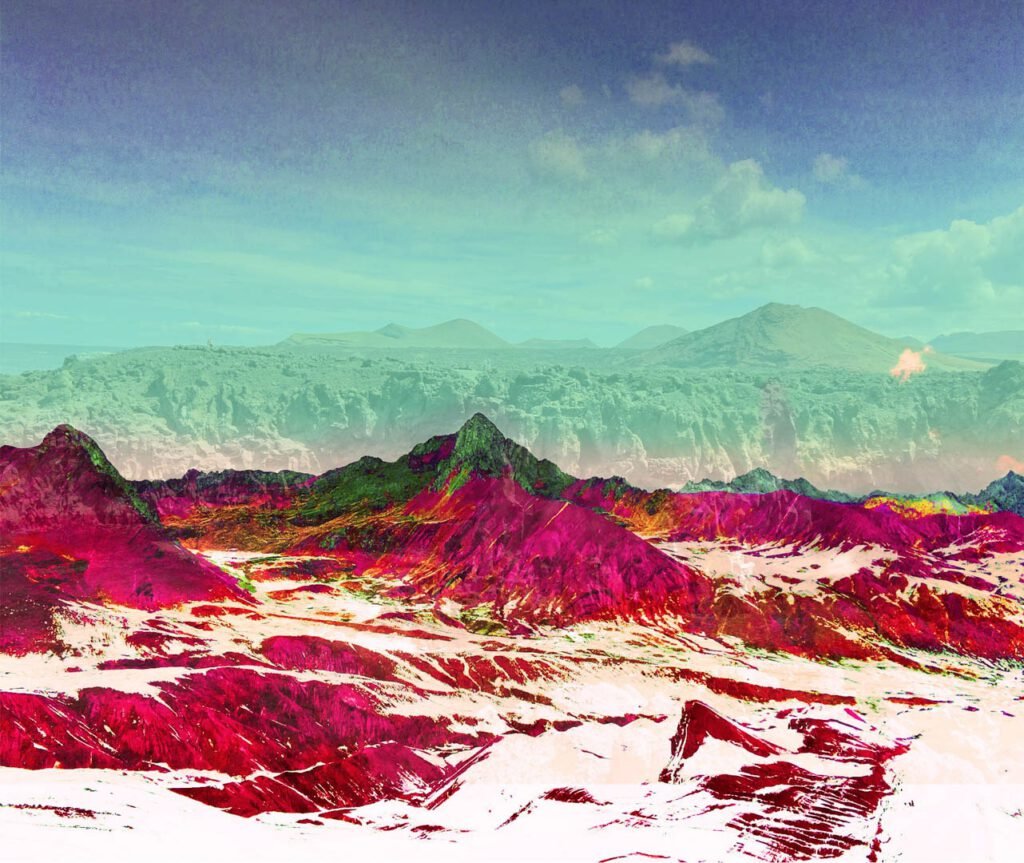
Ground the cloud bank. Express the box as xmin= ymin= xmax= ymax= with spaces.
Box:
xmin=655 ymin=160 xmax=805 ymax=242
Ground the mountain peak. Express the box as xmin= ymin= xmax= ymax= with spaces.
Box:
xmin=748 ymin=302 xmax=832 ymax=321
xmin=43 ymin=423 xmax=97 ymax=448
xmin=755 ymin=301 xmax=801 ymax=313
xmin=414 ymin=413 xmax=575 ymax=496
xmin=300 ymin=414 xmax=574 ymax=522
xmin=444 ymin=413 xmax=511 ymax=478
xmin=458 ymin=411 xmax=504 ymax=440
xmin=375 ymin=323 xmax=409 ymax=339
xmin=437 ymin=414 xmax=574 ymax=497
xmin=971 ymin=470 xmax=1024 ymax=514
xmin=637 ymin=303 xmax=984 ymax=373
xmin=34 ymin=424 xmax=158 ymax=523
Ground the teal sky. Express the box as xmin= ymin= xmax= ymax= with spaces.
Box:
xmin=2 ymin=0 xmax=1023 ymax=347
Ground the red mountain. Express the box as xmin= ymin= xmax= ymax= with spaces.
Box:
xmin=287 ymin=414 xmax=715 ymax=630
xmin=0 ymin=426 xmax=249 ymax=653
xmin=103 ymin=413 xmax=1024 ymax=659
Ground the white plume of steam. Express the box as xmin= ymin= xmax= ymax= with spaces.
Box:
xmin=890 ymin=347 xmax=930 ymax=382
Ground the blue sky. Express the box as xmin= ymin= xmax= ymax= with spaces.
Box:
xmin=2 ymin=0 xmax=1022 ymax=346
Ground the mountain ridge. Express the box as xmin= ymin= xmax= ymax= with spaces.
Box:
xmin=616 ymin=324 xmax=689 ymax=350
xmin=7 ymin=417 xmax=1024 ymax=661
xmin=283 ymin=318 xmax=509 ymax=350
xmin=930 ymin=330 xmax=1024 ymax=362
xmin=638 ymin=302 xmax=987 ymax=373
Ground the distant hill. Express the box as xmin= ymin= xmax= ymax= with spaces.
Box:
xmin=676 ymin=464 xmax=1024 ymax=517
xmin=516 ymin=338 xmax=599 ymax=350
xmin=930 ymin=331 xmax=1024 ymax=363
xmin=283 ymin=318 xmax=509 ymax=350
xmin=962 ymin=471 xmax=1024 ymax=516
xmin=617 ymin=325 xmax=688 ymax=350
xmin=638 ymin=303 xmax=988 ymax=373
xmin=678 ymin=467 xmax=855 ymax=502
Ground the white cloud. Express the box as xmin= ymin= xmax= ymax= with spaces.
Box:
xmin=581 ymin=227 xmax=617 ymax=246
xmin=885 ymin=204 xmax=1024 ymax=309
xmin=529 ymin=131 xmax=588 ymax=182
xmin=760 ymin=237 xmax=817 ymax=269
xmin=625 ymin=74 xmax=724 ymax=125
xmin=11 ymin=310 xmax=72 ymax=320
xmin=813 ymin=153 xmax=848 ymax=183
xmin=812 ymin=152 xmax=865 ymax=187
xmin=653 ymin=213 xmax=696 ymax=240
xmin=633 ymin=276 xmax=655 ymax=290
xmin=624 ymin=126 xmax=715 ymax=163
xmin=626 ymin=73 xmax=679 ymax=106
xmin=559 ymin=84 xmax=585 ymax=106
xmin=654 ymin=159 xmax=805 ymax=242
xmin=656 ymin=40 xmax=715 ymax=67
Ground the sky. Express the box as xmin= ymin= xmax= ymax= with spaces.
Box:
xmin=2 ymin=0 xmax=1023 ymax=347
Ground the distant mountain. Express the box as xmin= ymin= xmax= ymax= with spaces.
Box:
xmin=616 ymin=325 xmax=688 ymax=350
xmin=678 ymin=467 xmax=856 ymax=502
xmin=675 ymin=465 xmax=1024 ymax=517
xmin=283 ymin=318 xmax=509 ymax=350
xmin=963 ymin=471 xmax=1024 ymax=517
xmin=930 ymin=331 xmax=1024 ymax=362
xmin=638 ymin=303 xmax=987 ymax=373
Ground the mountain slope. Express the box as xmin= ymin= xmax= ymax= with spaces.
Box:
xmin=566 ymin=480 xmax=1024 ymax=658
xmin=616 ymin=324 xmax=688 ymax=350
xmin=638 ymin=303 xmax=987 ymax=372
xmin=0 ymin=426 xmax=248 ymax=653
xmin=136 ymin=467 xmax=314 ymax=519
xmin=286 ymin=413 xmax=711 ymax=628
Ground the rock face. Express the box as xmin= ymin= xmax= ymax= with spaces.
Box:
xmin=0 ymin=426 xmax=248 ymax=653
xmin=2 ymin=303 xmax=1021 ymax=499
xmin=1 ymin=339 xmax=1021 ymax=493
xmin=659 ymin=701 xmax=782 ymax=779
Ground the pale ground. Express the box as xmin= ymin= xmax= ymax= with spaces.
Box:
xmin=2 ymin=544 xmax=1023 ymax=862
